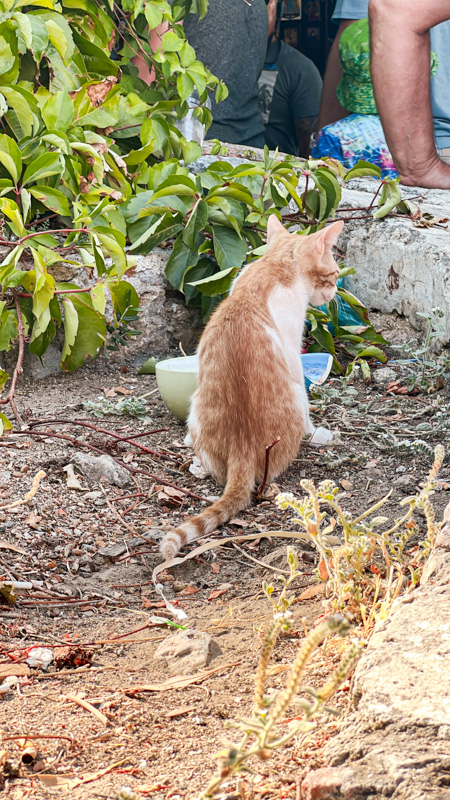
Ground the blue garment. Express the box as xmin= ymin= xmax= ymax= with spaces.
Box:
xmin=311 ymin=113 xmax=399 ymax=179
xmin=332 ymin=0 xmax=450 ymax=149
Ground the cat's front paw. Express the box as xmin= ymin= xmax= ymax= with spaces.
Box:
xmin=305 ymin=426 xmax=334 ymax=447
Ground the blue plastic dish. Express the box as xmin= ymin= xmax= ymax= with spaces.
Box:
xmin=301 ymin=352 xmax=334 ymax=391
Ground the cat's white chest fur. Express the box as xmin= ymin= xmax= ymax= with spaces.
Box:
xmin=267 ymin=279 xmax=308 ymax=381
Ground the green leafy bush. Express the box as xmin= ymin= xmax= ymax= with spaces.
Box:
xmin=0 ymin=0 xmax=403 ymax=428
xmin=0 ymin=0 xmax=222 ymax=424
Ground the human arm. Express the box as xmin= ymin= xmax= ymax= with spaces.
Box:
xmin=369 ymin=0 xmax=450 ymax=187
xmin=316 ymin=19 xmax=357 ymax=130
xmin=131 ymin=22 xmax=170 ymax=84
xmin=294 ymin=117 xmax=315 ymax=158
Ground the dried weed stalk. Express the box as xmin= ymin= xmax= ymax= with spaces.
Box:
xmin=276 ymin=444 xmax=445 ymax=631
xmin=202 ymin=550 xmax=363 ymax=799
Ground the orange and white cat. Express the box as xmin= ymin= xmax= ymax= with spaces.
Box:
xmin=160 ymin=215 xmax=344 ymax=561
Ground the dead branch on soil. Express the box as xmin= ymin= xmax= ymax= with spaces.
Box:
xmin=63 ymin=693 xmax=110 ymax=726
xmin=28 ymin=418 xmax=175 ymax=461
xmin=0 ymin=470 xmax=46 ymax=511
xmin=11 ymin=429 xmax=211 ymax=502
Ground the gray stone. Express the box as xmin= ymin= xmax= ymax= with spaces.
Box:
xmin=116 ymin=251 xmax=200 ymax=362
xmin=153 ymin=629 xmax=212 ymax=674
xmin=372 ymin=366 xmax=398 ymax=385
xmin=0 ymin=471 xmax=11 ymax=488
xmin=393 ymin=473 xmax=416 ymax=490
xmin=21 ymin=343 xmax=62 ymax=379
xmin=71 ymin=453 xmax=131 ymax=488
xmin=301 ymin=501 xmax=450 ymax=800
xmin=337 ymin=179 xmax=450 ymax=347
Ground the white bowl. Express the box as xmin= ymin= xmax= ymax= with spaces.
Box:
xmin=155 ymin=353 xmax=333 ymax=422
xmin=155 ymin=355 xmax=198 ymax=422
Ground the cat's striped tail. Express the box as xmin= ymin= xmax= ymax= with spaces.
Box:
xmin=160 ymin=461 xmax=255 ymax=561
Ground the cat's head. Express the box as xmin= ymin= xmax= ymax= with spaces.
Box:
xmin=267 ymin=216 xmax=344 ymax=306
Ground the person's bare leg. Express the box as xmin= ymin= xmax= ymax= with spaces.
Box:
xmin=369 ymin=0 xmax=450 ymax=187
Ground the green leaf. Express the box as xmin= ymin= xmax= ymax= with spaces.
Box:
xmin=209 ymin=181 xmax=256 ymax=206
xmin=71 ymin=31 xmax=118 ymax=77
xmin=71 ymin=142 xmax=104 ymax=184
xmin=61 ymin=296 xmax=78 ymax=363
xmin=344 ymin=161 xmax=382 ymax=181
xmin=1 ymin=86 xmax=35 ymax=139
xmin=22 ymin=152 xmax=63 ymax=187
xmin=373 ymin=181 xmax=402 ymax=219
xmin=30 ymin=186 xmax=71 ymax=217
xmin=96 ymin=233 xmax=127 ymax=277
xmin=129 ymin=217 xmax=184 ymax=254
xmin=42 ymin=90 xmax=74 ymax=132
xmin=311 ymin=168 xmax=341 ymax=220
xmin=177 ymin=71 xmax=194 ymax=103
xmin=180 ymin=41 xmax=196 ymax=67
xmin=29 ymin=319 xmax=56 ymax=359
xmin=165 ymin=236 xmax=199 ymax=290
xmin=183 ymin=257 xmax=215 ymax=305
xmin=27 ymin=14 xmax=49 ymax=60
xmin=188 ymin=266 xmax=238 ymax=297
xmin=212 ymin=225 xmax=248 ymax=270
xmin=181 ymin=138 xmax=202 ymax=164
xmin=0 ymin=309 xmax=18 ymax=352
xmin=90 ymin=282 xmax=106 ymax=315
xmin=59 ymin=290 xmax=107 ymax=371
xmin=0 ymin=412 xmax=12 ymax=436
xmin=355 ymin=345 xmax=387 ymax=362
xmin=182 ymin=199 xmax=207 ymax=249
xmin=141 ymin=116 xmax=170 ymax=153
xmin=309 ymin=317 xmax=336 ymax=355
xmin=0 ymin=36 xmax=14 ymax=76
xmin=144 ymin=2 xmax=163 ymax=28
xmin=32 ymin=272 xmax=56 ymax=323
xmin=0 ymin=198 xmax=25 ymax=237
xmin=13 ymin=11 xmax=33 ymax=48
xmin=0 ymin=368 xmax=9 ymax=392
xmin=109 ymin=280 xmax=140 ymax=318
xmin=215 ymin=81 xmax=229 ymax=103
xmin=0 ymin=134 xmax=22 ymax=185
xmin=161 ymin=31 xmax=184 ymax=52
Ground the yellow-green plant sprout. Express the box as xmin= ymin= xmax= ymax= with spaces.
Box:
xmin=275 ymin=445 xmax=445 ymax=627
xmin=201 ymin=549 xmax=363 ymax=799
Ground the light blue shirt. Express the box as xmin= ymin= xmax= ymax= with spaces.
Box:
xmin=332 ymin=0 xmax=450 ymax=149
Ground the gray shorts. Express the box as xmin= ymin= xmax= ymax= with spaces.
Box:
xmin=438 ymin=147 xmax=450 ymax=165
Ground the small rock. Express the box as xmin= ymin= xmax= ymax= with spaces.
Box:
xmin=97 ymin=543 xmax=127 ymax=559
xmin=0 ymin=470 xmax=11 ymax=488
xmin=154 ymin=629 xmax=212 ymax=674
xmin=358 ymin=468 xmax=383 ymax=481
xmin=373 ymin=367 xmax=397 ymax=385
xmin=394 ymin=474 xmax=415 ymax=490
xmin=72 ymin=453 xmax=131 ymax=488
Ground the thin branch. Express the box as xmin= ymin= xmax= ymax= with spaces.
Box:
xmin=11 ymin=429 xmax=211 ymax=503
xmin=256 ymin=436 xmax=281 ymax=498
xmin=27 ymin=419 xmax=176 ymax=461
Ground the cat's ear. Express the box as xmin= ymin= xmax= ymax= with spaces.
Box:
xmin=266 ymin=214 xmax=288 ymax=244
xmin=314 ymin=220 xmax=344 ymax=255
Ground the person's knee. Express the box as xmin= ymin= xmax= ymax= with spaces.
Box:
xmin=368 ymin=0 xmax=397 ymax=22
